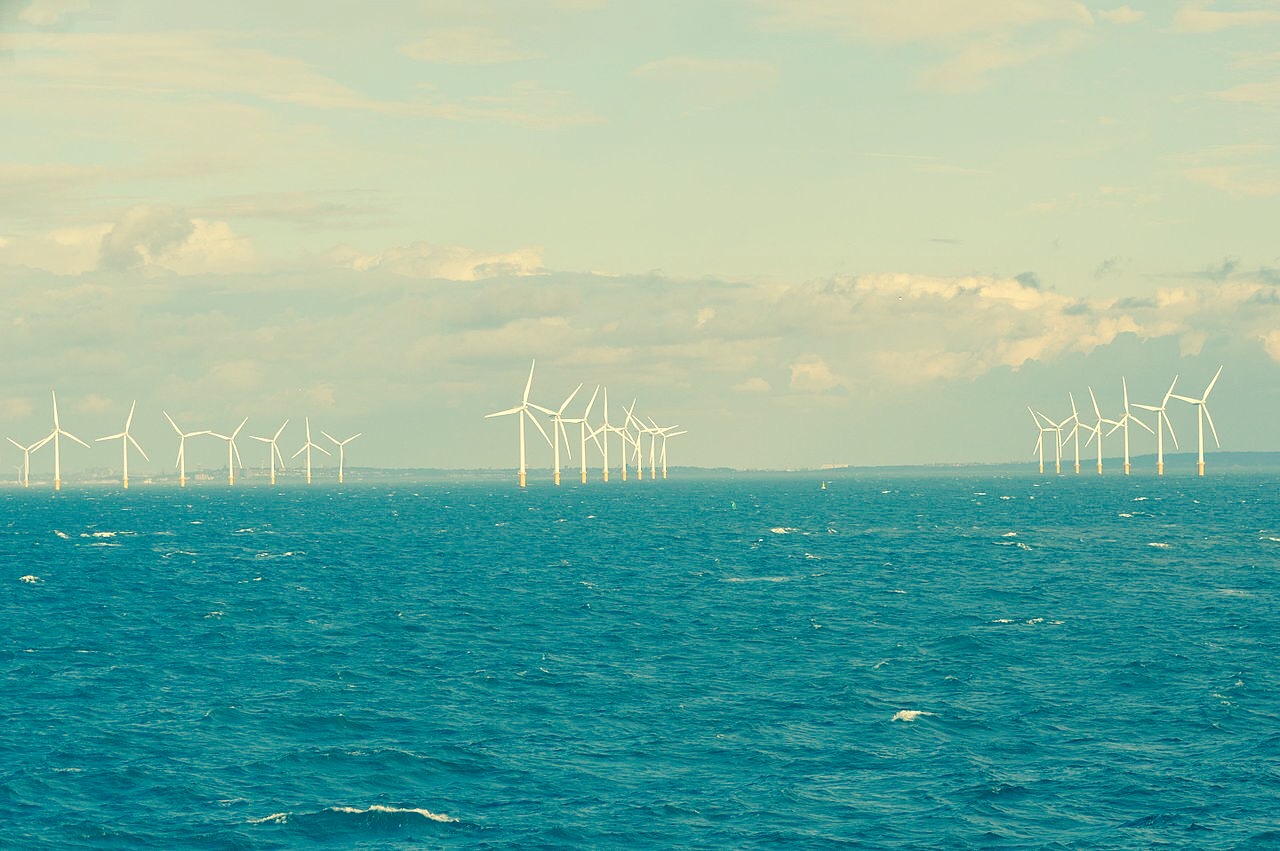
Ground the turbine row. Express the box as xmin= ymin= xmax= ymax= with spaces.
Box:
xmin=1028 ymin=367 xmax=1223 ymax=477
xmin=485 ymin=360 xmax=686 ymax=488
xmin=6 ymin=391 xmax=361 ymax=490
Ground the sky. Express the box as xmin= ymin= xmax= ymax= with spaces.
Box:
xmin=1 ymin=0 xmax=1279 ymax=478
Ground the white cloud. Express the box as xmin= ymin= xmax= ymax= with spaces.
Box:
xmin=97 ymin=207 xmax=257 ymax=275
xmin=1098 ymin=6 xmax=1145 ymax=24
xmin=1173 ymin=1 xmax=1280 ymax=33
xmin=633 ymin=56 xmax=778 ymax=106
xmin=735 ymin=377 xmax=772 ymax=393
xmin=752 ymin=0 xmax=1094 ymax=43
xmin=18 ymin=0 xmax=89 ymax=27
xmin=327 ymin=241 xmax=545 ymax=281
xmin=789 ymin=357 xmax=843 ymax=393
xmin=401 ymin=27 xmax=535 ymax=65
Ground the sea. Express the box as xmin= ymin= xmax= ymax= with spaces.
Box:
xmin=2 ymin=472 xmax=1278 ymax=849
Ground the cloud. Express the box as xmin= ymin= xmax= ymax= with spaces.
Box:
xmin=1098 ymin=6 xmax=1144 ymax=24
xmin=632 ymin=56 xmax=778 ymax=106
xmin=401 ymin=27 xmax=535 ymax=65
xmin=1177 ymin=145 xmax=1280 ymax=196
xmin=1172 ymin=1 xmax=1280 ymax=33
xmin=326 ymin=241 xmax=545 ymax=281
xmin=17 ymin=0 xmax=88 ymax=27
xmin=735 ymin=377 xmax=772 ymax=393
xmin=97 ymin=206 xmax=256 ymax=275
xmin=789 ymin=357 xmax=843 ymax=393
xmin=752 ymin=0 xmax=1093 ymax=43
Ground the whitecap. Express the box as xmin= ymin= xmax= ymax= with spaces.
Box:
xmin=1025 ymin=617 xmax=1044 ymax=625
xmin=53 ymin=530 xmax=69 ymax=539
xmin=1001 ymin=532 xmax=1018 ymax=538
xmin=991 ymin=618 xmax=1014 ymax=624
xmin=248 ymin=812 xmax=289 ymax=824
xmin=19 ymin=575 xmax=39 ymax=583
xmin=329 ymin=805 xmax=457 ymax=823
xmin=1148 ymin=542 xmax=1171 ymax=549
xmin=892 ymin=710 xmax=934 ymax=722
xmin=1118 ymin=512 xmax=1133 ymax=518
xmin=722 ymin=576 xmax=791 ymax=583
xmin=769 ymin=527 xmax=796 ymax=534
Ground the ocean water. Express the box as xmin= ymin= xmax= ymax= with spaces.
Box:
xmin=2 ymin=473 xmax=1278 ymax=849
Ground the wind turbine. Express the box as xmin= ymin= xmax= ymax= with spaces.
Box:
xmin=7 ymin=435 xmax=51 ymax=488
xmin=1029 ymin=408 xmax=1054 ymax=474
xmin=1082 ymin=387 xmax=1119 ymax=475
xmin=591 ymin=388 xmax=615 ymax=483
xmin=657 ymin=427 xmax=686 ymax=479
xmin=1135 ymin=376 xmax=1179 ymax=476
xmin=209 ymin=417 xmax=248 ymax=486
xmin=321 ymin=430 xmax=362 ymax=483
xmin=1034 ymin=410 xmax=1064 ymax=474
xmin=484 ymin=359 xmax=553 ymax=488
xmin=546 ymin=383 xmax=582 ymax=486
xmin=46 ymin=390 xmax=90 ymax=491
xmin=1106 ymin=377 xmax=1154 ymax=475
xmin=619 ymin=400 xmax=639 ymax=481
xmin=292 ymin=417 xmax=330 ymax=484
xmin=251 ymin=419 xmax=289 ymax=485
xmin=1064 ymin=394 xmax=1082 ymax=475
xmin=1171 ymin=365 xmax=1223 ymax=477
xmin=164 ymin=411 xmax=209 ymax=488
xmin=563 ymin=385 xmax=602 ymax=484
xmin=96 ymin=400 xmax=148 ymax=488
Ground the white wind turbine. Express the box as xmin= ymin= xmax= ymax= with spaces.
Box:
xmin=484 ymin=360 xmax=553 ymax=488
xmin=546 ymin=383 xmax=582 ymax=486
xmin=1064 ymin=394 xmax=1083 ymax=475
xmin=292 ymin=417 xmax=330 ymax=484
xmin=7 ymin=435 xmax=51 ymax=488
xmin=1034 ymin=409 xmax=1064 ymax=474
xmin=1106 ymin=377 xmax=1154 ymax=475
xmin=657 ymin=426 xmax=686 ymax=479
xmin=164 ymin=411 xmax=209 ymax=488
xmin=1135 ymin=376 xmax=1179 ymax=476
xmin=646 ymin=418 xmax=674 ymax=479
xmin=96 ymin=400 xmax=148 ymax=488
xmin=1029 ymin=408 xmax=1055 ymax=474
xmin=46 ymin=390 xmax=89 ymax=491
xmin=563 ymin=385 xmax=602 ymax=485
xmin=321 ymin=430 xmax=362 ymax=483
xmin=251 ymin=419 xmax=289 ymax=485
xmin=590 ymin=388 xmax=615 ymax=483
xmin=1170 ymin=365 xmax=1223 ymax=477
xmin=1082 ymin=387 xmax=1119 ymax=475
xmin=619 ymin=400 xmax=640 ymax=481
xmin=209 ymin=417 xmax=248 ymax=486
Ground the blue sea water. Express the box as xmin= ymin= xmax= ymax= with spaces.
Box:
xmin=2 ymin=473 xmax=1279 ymax=849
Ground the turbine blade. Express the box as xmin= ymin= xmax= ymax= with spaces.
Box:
xmin=486 ymin=406 xmax=522 ymax=418
xmin=1204 ymin=405 xmax=1220 ymax=447
xmin=129 ymin=434 xmax=150 ymax=461
xmin=164 ymin=411 xmax=181 ymax=434
xmin=1089 ymin=387 xmax=1101 ymax=420
xmin=1162 ymin=375 xmax=1179 ymax=406
xmin=232 ymin=417 xmax=248 ymax=439
xmin=1204 ymin=365 xmax=1223 ymax=399
xmin=274 ymin=420 xmax=289 ymax=440
xmin=522 ymin=359 xmax=536 ymax=404
xmin=526 ymin=410 xmax=553 ymax=447
xmin=125 ymin=400 xmax=137 ymax=431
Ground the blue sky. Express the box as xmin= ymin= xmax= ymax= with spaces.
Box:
xmin=1 ymin=0 xmax=1278 ymax=476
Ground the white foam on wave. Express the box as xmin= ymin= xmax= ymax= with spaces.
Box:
xmin=722 ymin=576 xmax=791 ymax=583
xmin=1001 ymin=531 xmax=1018 ymax=537
xmin=329 ymin=805 xmax=457 ymax=823
xmin=1217 ymin=588 xmax=1253 ymax=597
xmin=19 ymin=575 xmax=39 ymax=583
xmin=1263 ymin=536 xmax=1280 ymax=543
xmin=248 ymin=812 xmax=289 ymax=824
xmin=770 ymin=527 xmax=797 ymax=534
xmin=1148 ymin=542 xmax=1171 ymax=549
xmin=53 ymin=530 xmax=69 ymax=539
xmin=891 ymin=710 xmax=935 ymax=722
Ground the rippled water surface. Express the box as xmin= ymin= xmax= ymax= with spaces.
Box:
xmin=3 ymin=474 xmax=1279 ymax=848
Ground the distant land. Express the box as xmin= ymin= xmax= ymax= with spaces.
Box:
xmin=8 ymin=451 xmax=1279 ymax=488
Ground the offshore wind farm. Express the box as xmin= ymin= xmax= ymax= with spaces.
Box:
xmin=6 ymin=4 xmax=1280 ymax=849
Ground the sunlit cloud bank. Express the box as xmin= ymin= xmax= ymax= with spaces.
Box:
xmin=0 ymin=250 xmax=1274 ymax=471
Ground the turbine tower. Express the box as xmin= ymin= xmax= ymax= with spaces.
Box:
xmin=209 ymin=417 xmax=248 ymax=485
xmin=251 ymin=420 xmax=289 ymax=485
xmin=591 ymin=388 xmax=614 ymax=483
xmin=1065 ymin=394 xmax=1082 ymax=475
xmin=547 ymin=383 xmax=582 ymax=486
xmin=1170 ymin=365 xmax=1223 ymax=477
xmin=1083 ymin=387 xmax=1118 ymax=475
xmin=164 ymin=412 xmax=209 ymax=488
xmin=484 ymin=360 xmax=553 ymax=488
xmin=657 ymin=427 xmax=686 ymax=479
xmin=1107 ymin=377 xmax=1154 ymax=475
xmin=292 ymin=417 xmax=330 ymax=484
xmin=46 ymin=390 xmax=89 ymax=491
xmin=321 ymin=430 xmax=362 ymax=484
xmin=563 ymin=385 xmax=601 ymax=484
xmin=1135 ymin=376 xmax=1179 ymax=476
xmin=7 ymin=435 xmax=51 ymax=488
xmin=96 ymin=400 xmax=148 ymax=488
xmin=1029 ymin=408 xmax=1054 ymax=474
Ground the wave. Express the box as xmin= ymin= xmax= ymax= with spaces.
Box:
xmin=248 ymin=804 xmax=458 ymax=827
xmin=891 ymin=710 xmax=935 ymax=722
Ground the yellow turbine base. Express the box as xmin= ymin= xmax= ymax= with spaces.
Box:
xmin=1157 ymin=461 xmax=1164 ymax=476
xmin=180 ymin=476 xmax=187 ymax=487
xmin=1124 ymin=462 xmax=1130 ymax=476
xmin=602 ymin=470 xmax=610 ymax=483
xmin=1198 ymin=461 xmax=1205 ymax=477
xmin=1096 ymin=463 xmax=1103 ymax=476
xmin=518 ymin=470 xmax=527 ymax=488
xmin=1074 ymin=463 xmax=1080 ymax=475
xmin=580 ymin=470 xmax=587 ymax=484
xmin=123 ymin=477 xmax=129 ymax=489
xmin=554 ymin=471 xmax=561 ymax=486
xmin=55 ymin=478 xmax=61 ymax=491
